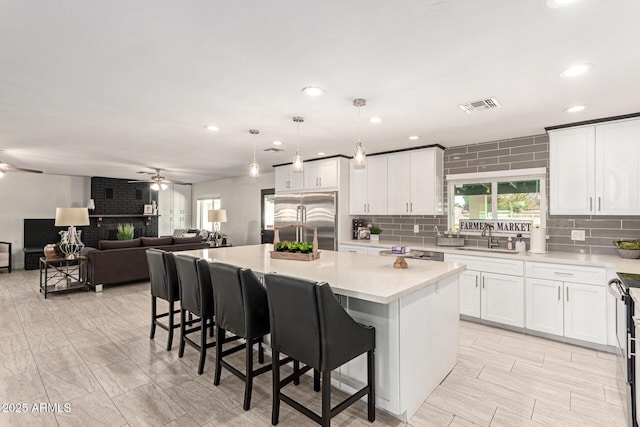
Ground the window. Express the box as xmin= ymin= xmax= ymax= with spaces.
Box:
xmin=448 ymin=168 xmax=545 ymax=234
xmin=196 ymin=198 xmax=221 ymax=231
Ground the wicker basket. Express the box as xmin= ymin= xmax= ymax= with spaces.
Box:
xmin=271 ymin=224 xmax=320 ymax=261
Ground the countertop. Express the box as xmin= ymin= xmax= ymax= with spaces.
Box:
xmin=180 ymin=244 xmax=465 ymax=305
xmin=340 ymin=239 xmax=640 ymax=274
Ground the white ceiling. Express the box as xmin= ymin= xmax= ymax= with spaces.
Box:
xmin=1 ymin=0 xmax=639 ymax=183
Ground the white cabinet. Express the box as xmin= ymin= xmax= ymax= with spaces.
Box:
xmin=459 ymin=270 xmax=480 ymax=317
xmin=549 ymin=118 xmax=640 ymax=215
xmin=303 ymin=158 xmax=338 ymax=190
xmin=525 ymin=262 xmax=607 ymax=345
xmin=525 ymin=277 xmax=564 ymax=336
xmin=563 ymin=282 xmax=607 ymax=344
xmin=385 ymin=148 xmax=443 ymax=215
xmin=157 ymin=184 xmax=192 ymax=235
xmin=481 ymin=272 xmax=524 ymax=327
xmin=349 ymin=156 xmax=388 ymax=215
xmin=275 ymin=165 xmax=303 ymax=192
xmin=445 ymin=254 xmax=524 ymax=327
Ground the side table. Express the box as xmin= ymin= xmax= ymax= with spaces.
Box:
xmin=39 ymin=256 xmax=91 ymax=299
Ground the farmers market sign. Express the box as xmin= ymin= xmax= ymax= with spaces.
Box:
xmin=459 ymin=220 xmax=533 ymax=234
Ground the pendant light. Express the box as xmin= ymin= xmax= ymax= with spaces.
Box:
xmin=292 ymin=116 xmax=304 ymax=173
xmin=353 ymin=98 xmax=367 ymax=169
xmin=248 ymin=129 xmax=260 ymax=178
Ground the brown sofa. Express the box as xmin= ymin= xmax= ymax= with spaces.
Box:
xmin=81 ymin=236 xmax=209 ymax=286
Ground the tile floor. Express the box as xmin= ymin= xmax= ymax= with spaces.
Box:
xmin=0 ymin=269 xmax=627 ymax=426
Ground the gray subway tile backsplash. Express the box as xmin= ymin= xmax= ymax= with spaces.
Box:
xmin=353 ymin=134 xmax=640 ymax=254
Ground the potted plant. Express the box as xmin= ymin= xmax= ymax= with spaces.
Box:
xmin=369 ymin=225 xmax=382 ymax=242
xmin=300 ymin=242 xmax=313 ymax=254
xmin=117 ymin=223 xmax=135 ymax=240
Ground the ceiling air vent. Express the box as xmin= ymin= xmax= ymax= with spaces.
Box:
xmin=264 ymin=147 xmax=284 ymax=153
xmin=459 ymin=97 xmax=501 ymax=114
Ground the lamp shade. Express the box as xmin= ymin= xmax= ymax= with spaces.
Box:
xmin=208 ymin=209 xmax=227 ymax=223
xmin=55 ymin=207 xmax=90 ymax=226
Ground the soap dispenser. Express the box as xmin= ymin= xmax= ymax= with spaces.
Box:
xmin=507 ymin=236 xmax=513 ymax=250
xmin=515 ymin=234 xmax=526 ymax=253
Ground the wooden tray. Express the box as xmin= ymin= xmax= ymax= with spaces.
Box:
xmin=271 ymin=224 xmax=320 ymax=261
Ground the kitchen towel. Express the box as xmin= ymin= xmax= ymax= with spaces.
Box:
xmin=529 ymin=227 xmax=547 ymax=253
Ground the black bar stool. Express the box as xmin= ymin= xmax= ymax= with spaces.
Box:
xmin=208 ymin=261 xmax=270 ymax=410
xmin=173 ymin=254 xmax=217 ymax=374
xmin=146 ymin=249 xmax=181 ymax=351
xmin=265 ymin=273 xmax=376 ymax=427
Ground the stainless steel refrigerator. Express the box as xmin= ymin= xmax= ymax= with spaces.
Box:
xmin=274 ymin=192 xmax=337 ymax=250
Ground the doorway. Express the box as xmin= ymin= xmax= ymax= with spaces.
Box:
xmin=261 ymin=188 xmax=275 ymax=243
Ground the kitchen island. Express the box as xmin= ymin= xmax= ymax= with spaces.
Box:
xmin=182 ymin=244 xmax=464 ymax=421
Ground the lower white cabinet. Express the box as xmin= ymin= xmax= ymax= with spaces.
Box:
xmin=459 ymin=270 xmax=480 ymax=318
xmin=446 ymin=254 xmax=524 ymax=328
xmin=563 ymin=282 xmax=607 ymax=344
xmin=525 ymin=278 xmax=564 ymax=336
xmin=481 ymin=272 xmax=525 ymax=328
xmin=338 ymin=244 xmax=368 ymax=254
xmin=525 ymin=262 xmax=607 ymax=345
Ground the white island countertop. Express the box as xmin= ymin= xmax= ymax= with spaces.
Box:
xmin=181 ymin=244 xmax=465 ymax=304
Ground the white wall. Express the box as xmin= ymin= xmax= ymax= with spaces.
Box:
xmin=0 ymin=173 xmax=90 ymax=269
xmin=191 ymin=172 xmax=275 ymax=246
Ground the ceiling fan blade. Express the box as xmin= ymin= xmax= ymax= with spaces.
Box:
xmin=127 ymin=180 xmax=154 ymax=183
xmin=0 ymin=163 xmax=43 ymax=173
xmin=162 ymin=179 xmax=186 ymax=185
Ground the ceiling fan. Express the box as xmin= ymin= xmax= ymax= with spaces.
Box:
xmin=127 ymin=168 xmax=185 ymax=191
xmin=0 ymin=160 xmax=43 ymax=177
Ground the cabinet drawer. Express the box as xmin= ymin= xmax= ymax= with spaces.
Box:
xmin=525 ymin=262 xmax=605 ymax=286
xmin=339 ymin=245 xmax=368 ymax=254
xmin=444 ymin=254 xmax=523 ymax=276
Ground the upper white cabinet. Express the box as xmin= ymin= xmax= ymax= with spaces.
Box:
xmin=275 ymin=165 xmax=303 ymax=192
xmin=275 ymin=158 xmax=343 ymax=193
xmin=303 ymin=158 xmax=338 ymax=190
xmin=385 ymin=148 xmax=443 ymax=215
xmin=550 ymin=118 xmax=640 ymax=215
xmin=349 ymin=156 xmax=388 ymax=215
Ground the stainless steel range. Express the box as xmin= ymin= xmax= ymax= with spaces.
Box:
xmin=609 ymin=273 xmax=639 ymax=427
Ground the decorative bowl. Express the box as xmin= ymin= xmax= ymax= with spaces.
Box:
xmin=613 ymin=240 xmax=640 ymax=259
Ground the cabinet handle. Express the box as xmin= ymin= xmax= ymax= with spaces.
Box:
xmin=557 ymin=285 xmax=561 ymax=301
xmin=589 ymin=197 xmax=593 ymax=212
xmin=482 ymin=276 xmax=485 ymax=289
xmin=598 ymin=196 xmax=601 ymax=212
xmin=406 ymin=202 xmax=409 ymax=212
xmin=316 ymin=177 xmax=319 ymax=186
xmin=367 ymin=203 xmax=370 ymax=213
xmin=566 ymin=287 xmax=569 ymax=302
xmin=319 ymin=177 xmax=322 ymax=187
xmin=364 ymin=203 xmax=366 ymax=213
xmin=554 ymin=271 xmax=573 ymax=277
xmin=410 ymin=202 xmax=413 ymax=212
xmin=475 ymin=276 xmax=478 ymax=288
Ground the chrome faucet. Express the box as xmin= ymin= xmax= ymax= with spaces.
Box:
xmin=480 ymin=223 xmax=500 ymax=248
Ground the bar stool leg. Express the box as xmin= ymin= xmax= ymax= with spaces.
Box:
xmin=198 ymin=317 xmax=208 ymax=375
xmin=313 ymin=369 xmax=320 ymax=392
xmin=368 ymin=349 xmax=376 ymax=422
xmin=150 ymin=297 xmax=157 ymax=339
xmin=244 ymin=339 xmax=254 ymax=410
xmin=178 ymin=308 xmax=186 ymax=358
xmin=258 ymin=337 xmax=265 ymax=364
xmin=321 ymin=370 xmax=331 ymax=427
xmin=214 ymin=326 xmax=224 ymax=386
xmin=293 ymin=360 xmax=300 ymax=385
xmin=167 ymin=301 xmax=174 ymax=351
xmin=271 ymin=350 xmax=280 ymax=425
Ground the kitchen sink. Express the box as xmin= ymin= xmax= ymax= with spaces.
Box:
xmin=455 ymin=247 xmax=518 ymax=255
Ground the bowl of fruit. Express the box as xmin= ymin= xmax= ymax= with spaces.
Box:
xmin=613 ymin=240 xmax=640 ymax=259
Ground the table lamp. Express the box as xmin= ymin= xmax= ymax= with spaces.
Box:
xmin=55 ymin=207 xmax=90 ymax=258
xmin=208 ymin=209 xmax=227 ymax=246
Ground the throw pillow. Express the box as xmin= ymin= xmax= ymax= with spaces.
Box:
xmin=140 ymin=236 xmax=173 ymax=247
xmin=173 ymin=236 xmax=203 ymax=244
xmin=98 ymin=238 xmax=141 ymax=250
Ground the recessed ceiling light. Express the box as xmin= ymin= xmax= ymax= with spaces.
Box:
xmin=317 ymin=152 xmax=326 ymax=156
xmin=370 ymin=117 xmax=382 ymax=124
xmin=273 ymin=140 xmax=282 ymax=146
xmin=546 ymin=0 xmax=580 ymax=8
xmin=302 ymin=86 xmax=325 ymax=97
xmin=205 ymin=125 xmax=219 ymax=132
xmin=560 ymin=63 xmax=593 ymax=78
xmin=409 ymin=135 xmax=420 ymax=140
xmin=566 ymin=105 xmax=586 ymax=113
